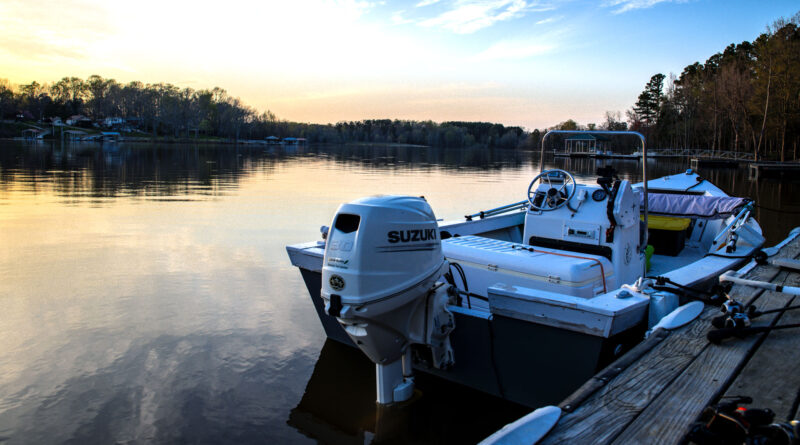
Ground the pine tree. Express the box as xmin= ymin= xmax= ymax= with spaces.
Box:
xmin=634 ymin=74 xmax=666 ymax=126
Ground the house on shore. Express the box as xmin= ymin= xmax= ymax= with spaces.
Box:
xmin=45 ymin=116 xmax=64 ymax=126
xmin=103 ymin=117 xmax=125 ymax=128
xmin=66 ymin=115 xmax=93 ymax=128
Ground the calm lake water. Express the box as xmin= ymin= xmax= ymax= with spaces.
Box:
xmin=1 ymin=141 xmax=799 ymax=444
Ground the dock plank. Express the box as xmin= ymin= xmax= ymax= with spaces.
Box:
xmin=611 ymin=241 xmax=800 ymax=444
xmin=540 ymin=312 xmax=712 ymax=444
xmin=723 ymin=274 xmax=800 ymax=421
xmin=558 ymin=328 xmax=670 ymax=414
xmin=611 ymin=272 xmax=793 ymax=444
xmin=541 ymin=234 xmax=800 ymax=444
xmin=541 ymin=267 xmax=778 ymax=444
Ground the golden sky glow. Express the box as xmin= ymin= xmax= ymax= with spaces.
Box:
xmin=1 ymin=0 xmax=798 ymax=128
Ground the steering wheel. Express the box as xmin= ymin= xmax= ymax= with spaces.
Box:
xmin=527 ymin=169 xmax=577 ymax=211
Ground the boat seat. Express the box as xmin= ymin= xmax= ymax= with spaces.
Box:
xmin=639 ymin=193 xmax=749 ymax=257
xmin=641 ymin=193 xmax=749 ymax=219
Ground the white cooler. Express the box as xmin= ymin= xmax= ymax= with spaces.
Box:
xmin=442 ymin=235 xmax=614 ymax=310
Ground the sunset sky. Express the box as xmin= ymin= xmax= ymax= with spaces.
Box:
xmin=1 ymin=0 xmax=797 ymax=129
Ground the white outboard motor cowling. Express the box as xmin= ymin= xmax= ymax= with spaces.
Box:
xmin=322 ymin=195 xmax=455 ymax=404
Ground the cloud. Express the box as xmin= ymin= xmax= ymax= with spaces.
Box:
xmin=602 ymin=0 xmax=687 ymax=14
xmin=0 ymin=0 xmax=114 ymax=61
xmin=0 ymin=35 xmax=87 ymax=60
xmin=472 ymin=38 xmax=555 ymax=61
xmin=338 ymin=0 xmax=384 ymax=16
xmin=418 ymin=0 xmax=532 ymax=34
xmin=416 ymin=0 xmax=442 ymax=6
xmin=391 ymin=10 xmax=416 ymax=24
xmin=535 ymin=15 xmax=562 ymax=25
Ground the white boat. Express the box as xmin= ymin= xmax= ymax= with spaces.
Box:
xmin=285 ymin=131 xmax=765 ymax=408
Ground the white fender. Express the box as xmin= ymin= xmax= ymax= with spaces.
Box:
xmin=479 ymin=405 xmax=561 ymax=445
xmin=646 ymin=301 xmax=704 ymax=337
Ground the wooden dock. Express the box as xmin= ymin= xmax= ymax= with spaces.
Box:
xmin=690 ymin=157 xmax=741 ymax=168
xmin=537 ymin=230 xmax=800 ymax=444
xmin=553 ymin=152 xmax=639 ymax=160
xmin=651 ymin=149 xmax=755 ymax=162
xmin=749 ymin=162 xmax=800 ymax=179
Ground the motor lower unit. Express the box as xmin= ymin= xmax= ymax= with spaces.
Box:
xmin=321 ymin=195 xmax=456 ymax=404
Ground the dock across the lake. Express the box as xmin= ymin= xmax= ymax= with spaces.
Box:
xmin=536 ymin=229 xmax=800 ymax=444
xmin=749 ymin=161 xmax=800 ymax=179
xmin=553 ymin=152 xmax=639 ymax=160
xmin=690 ymin=157 xmax=740 ymax=168
xmin=551 ymin=149 xmax=800 ymax=177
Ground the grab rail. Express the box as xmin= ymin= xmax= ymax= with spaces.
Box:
xmin=540 ymin=130 xmax=648 ymax=276
xmin=465 ymin=200 xmax=528 ymax=221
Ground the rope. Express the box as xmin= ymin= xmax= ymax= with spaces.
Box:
xmin=685 ymin=177 xmax=705 ymax=191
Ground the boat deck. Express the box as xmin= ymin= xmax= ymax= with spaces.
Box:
xmin=647 ymin=245 xmax=706 ymax=277
xmin=537 ymin=230 xmax=800 ymax=444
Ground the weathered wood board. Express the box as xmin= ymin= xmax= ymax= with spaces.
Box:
xmin=540 ymin=234 xmax=800 ymax=444
xmin=611 ymin=271 xmax=796 ymax=444
xmin=722 ymin=276 xmax=800 ymax=421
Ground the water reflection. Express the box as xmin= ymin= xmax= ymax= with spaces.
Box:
xmin=1 ymin=332 xmax=316 ymax=444
xmin=306 ymin=144 xmax=528 ymax=170
xmin=1 ymin=143 xmax=263 ymax=201
xmin=289 ymin=340 xmax=527 ymax=445
xmin=0 ymin=142 xmax=531 ymax=203
xmin=0 ymin=140 xmax=540 ymax=445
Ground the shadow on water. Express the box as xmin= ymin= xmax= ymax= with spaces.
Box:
xmin=288 ymin=340 xmax=527 ymax=445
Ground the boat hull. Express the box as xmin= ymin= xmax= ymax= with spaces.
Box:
xmin=297 ymin=267 xmax=643 ymax=408
xmin=289 ymin=169 xmax=764 ymax=407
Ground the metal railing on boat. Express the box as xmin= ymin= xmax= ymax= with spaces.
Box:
xmin=465 ymin=200 xmax=528 ymax=221
xmin=542 ymin=130 xmax=649 ymax=276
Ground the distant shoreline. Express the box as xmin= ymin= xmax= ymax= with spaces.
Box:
xmin=0 ymin=136 xmax=433 ymax=148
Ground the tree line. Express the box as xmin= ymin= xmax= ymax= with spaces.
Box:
xmin=0 ymin=75 xmax=279 ymax=141
xmin=628 ymin=13 xmax=800 ymax=161
xmin=0 ymin=76 xmax=525 ymax=149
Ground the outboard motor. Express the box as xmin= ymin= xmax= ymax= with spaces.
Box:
xmin=321 ymin=195 xmax=456 ymax=404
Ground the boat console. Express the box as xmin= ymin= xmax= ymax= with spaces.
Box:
xmin=441 ymin=167 xmax=645 ymax=305
xmin=522 ymin=168 xmax=644 ymax=289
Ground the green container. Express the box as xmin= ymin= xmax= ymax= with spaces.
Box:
xmin=645 ymin=244 xmax=654 ymax=271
